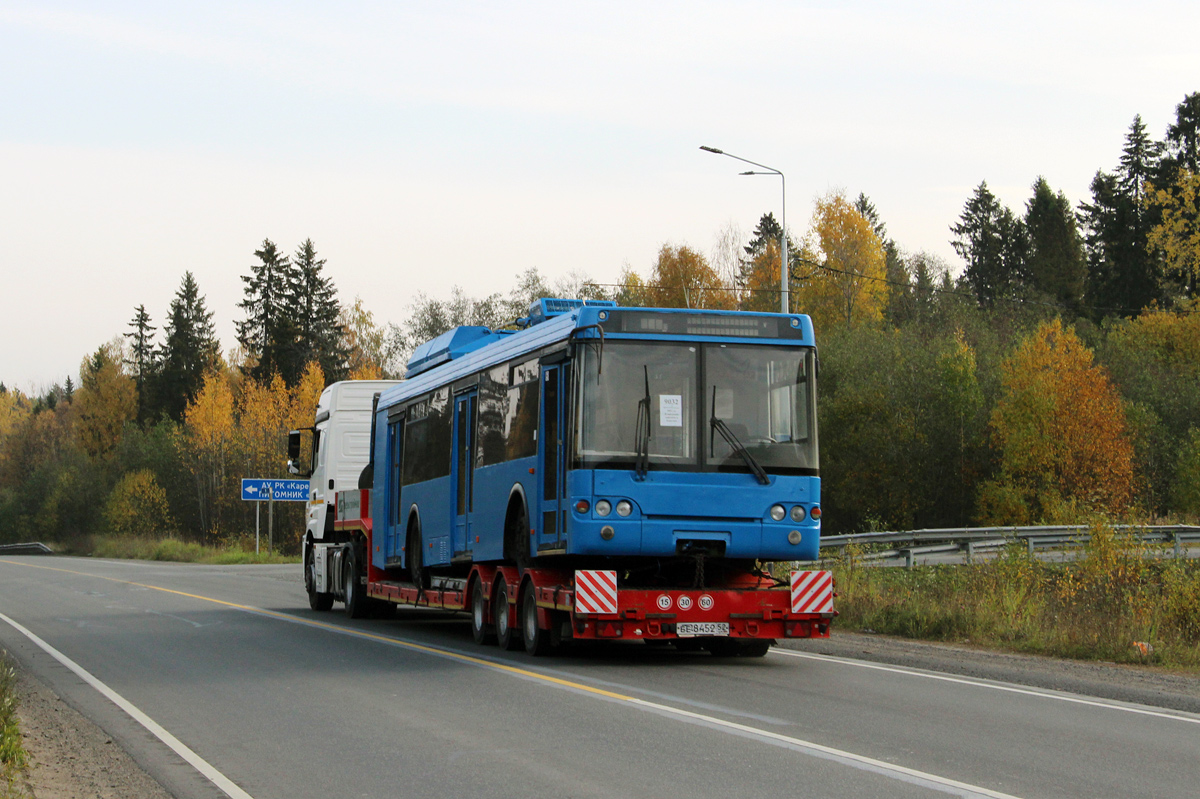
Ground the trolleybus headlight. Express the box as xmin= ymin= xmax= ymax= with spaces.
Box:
xmin=788 ymin=530 xmax=803 ymax=545
xmin=600 ymin=525 xmax=615 ymax=540
xmin=595 ymin=499 xmax=612 ymax=517
xmin=790 ymin=505 xmax=805 ymax=522
xmin=810 ymin=506 xmax=822 ymax=521
xmin=615 ymin=500 xmax=632 ymax=517
xmin=575 ymin=499 xmax=590 ymax=514
xmin=770 ymin=504 xmax=786 ymax=521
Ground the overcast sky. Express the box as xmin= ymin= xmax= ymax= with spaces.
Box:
xmin=2 ymin=1 xmax=1197 ymax=391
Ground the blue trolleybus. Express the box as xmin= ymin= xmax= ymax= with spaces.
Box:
xmin=306 ymin=298 xmax=831 ymax=656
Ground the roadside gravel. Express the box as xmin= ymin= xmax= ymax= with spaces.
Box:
xmin=12 ymin=668 xmax=171 ymax=799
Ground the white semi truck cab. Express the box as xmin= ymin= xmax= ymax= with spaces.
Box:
xmin=288 ymin=380 xmax=400 ymax=544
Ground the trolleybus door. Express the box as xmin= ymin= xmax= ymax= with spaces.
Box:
xmin=452 ymin=391 xmax=477 ymax=558
xmin=539 ymin=365 xmax=566 ymax=549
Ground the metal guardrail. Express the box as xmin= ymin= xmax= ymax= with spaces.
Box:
xmin=819 ymin=525 xmax=1200 ymax=567
xmin=0 ymin=542 xmax=54 ymax=555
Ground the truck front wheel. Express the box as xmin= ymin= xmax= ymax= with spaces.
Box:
xmin=305 ymin=545 xmax=334 ymax=612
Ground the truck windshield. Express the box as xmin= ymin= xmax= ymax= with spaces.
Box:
xmin=575 ymin=341 xmax=818 ymax=473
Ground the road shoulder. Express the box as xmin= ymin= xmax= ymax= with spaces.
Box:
xmin=782 ymin=631 xmax=1200 ymax=714
xmin=14 ymin=666 xmax=172 ymax=799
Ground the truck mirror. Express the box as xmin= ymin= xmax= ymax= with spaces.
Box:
xmin=287 ymin=430 xmax=302 ymax=460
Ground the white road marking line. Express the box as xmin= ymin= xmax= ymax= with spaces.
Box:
xmin=0 ymin=611 xmax=254 ymax=799
xmin=253 ymin=611 xmax=1022 ymax=798
xmin=773 ymin=648 xmax=1200 ymax=725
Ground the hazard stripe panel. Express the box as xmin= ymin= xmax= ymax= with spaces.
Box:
xmin=791 ymin=570 xmax=834 ymax=614
xmin=575 ymin=570 xmax=618 ymax=615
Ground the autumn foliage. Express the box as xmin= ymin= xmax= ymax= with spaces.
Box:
xmin=979 ymin=319 xmax=1135 ymax=523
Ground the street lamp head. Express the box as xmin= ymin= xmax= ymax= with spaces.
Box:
xmin=699 ymin=145 xmax=724 ymax=154
xmin=739 ymin=171 xmax=757 ymax=175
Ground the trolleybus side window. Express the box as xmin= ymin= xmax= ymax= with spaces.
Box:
xmin=401 ymin=387 xmax=452 ymax=485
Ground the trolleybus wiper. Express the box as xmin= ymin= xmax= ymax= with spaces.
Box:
xmin=634 ymin=365 xmax=652 ymax=480
xmin=709 ymin=385 xmax=770 ymax=485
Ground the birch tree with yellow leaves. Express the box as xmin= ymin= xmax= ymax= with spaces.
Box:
xmin=794 ymin=190 xmax=888 ymax=329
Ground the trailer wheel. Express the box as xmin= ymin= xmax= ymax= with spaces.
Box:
xmin=495 ymin=580 xmax=521 ymax=651
xmin=305 ymin=545 xmax=333 ymax=612
xmin=343 ymin=544 xmax=369 ymax=619
xmin=736 ymin=640 xmax=772 ymax=658
xmin=470 ymin=576 xmax=496 ymax=646
xmin=521 ymin=584 xmax=552 ymax=656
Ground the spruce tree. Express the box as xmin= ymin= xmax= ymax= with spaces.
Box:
xmin=124 ymin=304 xmax=157 ymax=422
xmin=236 ymin=239 xmax=296 ymax=383
xmin=951 ymin=182 xmax=1028 ymax=308
xmin=288 ymin=238 xmax=348 ymax=384
xmin=157 ymin=272 xmax=218 ymax=420
xmin=1024 ymin=177 xmax=1087 ymax=312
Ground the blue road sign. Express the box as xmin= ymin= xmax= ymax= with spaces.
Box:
xmin=241 ymin=478 xmax=310 ymax=502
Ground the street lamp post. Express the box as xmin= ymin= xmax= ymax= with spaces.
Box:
xmin=700 ymin=146 xmax=787 ymax=313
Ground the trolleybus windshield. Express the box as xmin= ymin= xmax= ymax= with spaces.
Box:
xmin=575 ymin=341 xmax=817 ymax=474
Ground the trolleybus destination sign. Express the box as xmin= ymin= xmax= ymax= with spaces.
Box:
xmin=241 ymin=478 xmax=310 ymax=502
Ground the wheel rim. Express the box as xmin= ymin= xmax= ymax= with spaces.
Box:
xmin=345 ymin=561 xmax=354 ymax=605
xmin=523 ymin=591 xmax=537 ymax=643
xmin=496 ymin=584 xmax=509 ymax=638
xmin=473 ymin=587 xmax=485 ymax=631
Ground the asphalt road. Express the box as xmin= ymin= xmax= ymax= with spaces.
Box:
xmin=1 ymin=555 xmax=1197 ymax=799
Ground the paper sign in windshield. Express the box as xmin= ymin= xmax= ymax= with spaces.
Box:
xmin=659 ymin=394 xmax=683 ymax=427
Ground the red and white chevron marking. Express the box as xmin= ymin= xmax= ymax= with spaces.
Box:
xmin=574 ymin=570 xmax=618 ymax=615
xmin=791 ymin=570 xmax=834 ymax=614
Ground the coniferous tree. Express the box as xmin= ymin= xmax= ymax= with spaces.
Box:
xmin=125 ymin=304 xmax=157 ymax=422
xmin=951 ymin=182 xmax=1029 ymax=308
xmin=288 ymin=239 xmax=348 ymax=384
xmin=156 ymin=272 xmax=219 ymax=421
xmin=1081 ymin=116 xmax=1164 ymax=315
xmin=236 ymin=239 xmax=296 ymax=383
xmin=1025 ymin=177 xmax=1087 ymax=312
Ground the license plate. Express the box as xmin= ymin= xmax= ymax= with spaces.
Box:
xmin=676 ymin=622 xmax=729 ymax=637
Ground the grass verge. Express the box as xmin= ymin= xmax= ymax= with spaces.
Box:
xmin=829 ymin=522 xmax=1200 ymax=670
xmin=0 ymin=655 xmax=28 ymax=798
xmin=85 ymin=535 xmax=299 ymax=565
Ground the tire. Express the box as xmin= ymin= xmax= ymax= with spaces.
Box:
xmin=736 ymin=640 xmax=772 ymax=658
xmin=521 ymin=584 xmax=552 ymax=656
xmin=305 ymin=545 xmax=334 ymax=612
xmin=495 ymin=580 xmax=521 ymax=651
xmin=505 ymin=504 xmax=531 ymax=568
xmin=343 ymin=543 xmax=369 ymax=619
xmin=407 ymin=523 xmax=428 ymax=589
xmin=470 ymin=576 xmax=496 ymax=646
xmin=704 ymin=637 xmax=741 ymax=657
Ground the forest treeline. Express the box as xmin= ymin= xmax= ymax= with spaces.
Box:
xmin=1 ymin=92 xmax=1199 ymax=548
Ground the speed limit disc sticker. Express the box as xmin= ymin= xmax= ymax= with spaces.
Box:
xmin=698 ymin=594 xmax=714 ymax=611
xmin=656 ymin=594 xmax=672 ymax=611
xmin=677 ymin=595 xmax=694 ymax=611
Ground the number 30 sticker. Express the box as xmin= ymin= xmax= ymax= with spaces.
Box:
xmin=678 ymin=595 xmax=694 ymax=611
